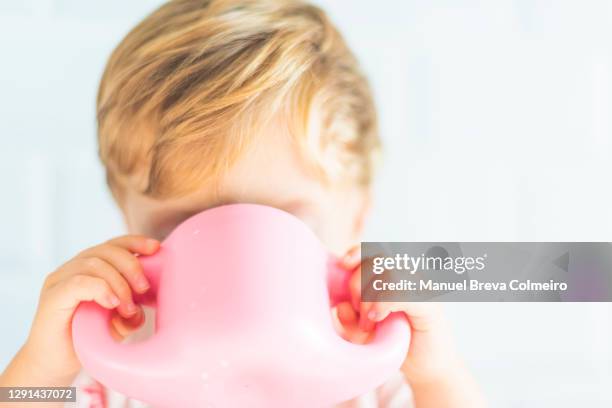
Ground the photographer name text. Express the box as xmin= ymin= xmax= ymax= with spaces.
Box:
xmin=372 ymin=279 xmax=568 ymax=292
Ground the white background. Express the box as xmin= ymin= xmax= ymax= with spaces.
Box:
xmin=1 ymin=0 xmax=611 ymax=406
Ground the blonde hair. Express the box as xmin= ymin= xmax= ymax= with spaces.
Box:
xmin=97 ymin=0 xmax=380 ymax=200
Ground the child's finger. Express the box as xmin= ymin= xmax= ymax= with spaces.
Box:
xmin=360 ymin=257 xmax=414 ymax=331
xmin=336 ymin=301 xmax=358 ymax=327
xmin=49 ymin=274 xmax=119 ymax=311
xmin=109 ymin=322 xmax=124 ymax=342
xmin=348 ymin=264 xmax=362 ymax=310
xmin=345 ymin=256 xmax=383 ymax=331
xmin=351 ymin=256 xmax=384 ymax=309
xmin=357 ymin=257 xmax=386 ymax=331
xmin=105 ymin=235 xmax=160 ymax=255
xmin=79 ymin=235 xmax=159 ymax=258
xmin=359 ymin=300 xmax=377 ymax=332
xmin=73 ymin=257 xmax=140 ymax=318
xmin=367 ymin=302 xmax=393 ymax=323
xmin=331 ymin=303 xmax=372 ymax=344
xmin=366 ymin=301 xmax=445 ymax=334
xmin=362 ymin=267 xmax=399 ymax=330
xmin=110 ymin=307 xmax=145 ymax=339
xmin=77 ymin=245 xmax=150 ymax=295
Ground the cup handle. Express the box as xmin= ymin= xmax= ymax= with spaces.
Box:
xmin=326 ymin=254 xmax=411 ymax=374
xmin=71 ymin=249 xmax=168 ymax=395
xmin=326 ymin=312 xmax=410 ymax=386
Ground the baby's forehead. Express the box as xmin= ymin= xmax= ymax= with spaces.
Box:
xmin=121 ymin=127 xmax=327 ymax=239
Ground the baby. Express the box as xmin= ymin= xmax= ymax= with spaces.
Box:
xmin=1 ymin=0 xmax=485 ymax=406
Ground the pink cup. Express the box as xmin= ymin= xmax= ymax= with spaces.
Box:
xmin=72 ymin=204 xmax=410 ymax=407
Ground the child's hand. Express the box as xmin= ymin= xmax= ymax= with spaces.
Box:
xmin=335 ymin=246 xmax=486 ymax=407
xmin=1 ymin=235 xmax=159 ymax=388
